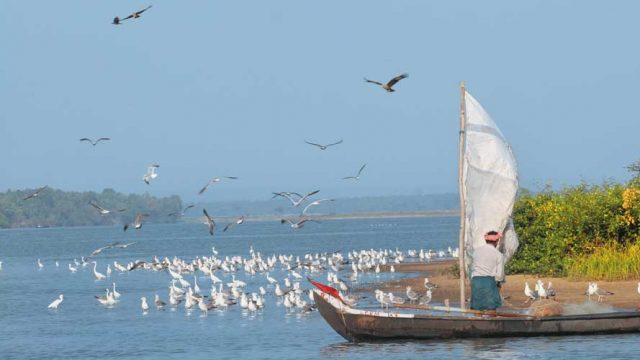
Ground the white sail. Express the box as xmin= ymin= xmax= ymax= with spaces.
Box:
xmin=462 ymin=91 xmax=519 ymax=272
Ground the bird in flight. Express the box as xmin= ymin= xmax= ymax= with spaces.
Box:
xmin=202 ymin=209 xmax=216 ymax=236
xmin=168 ymin=204 xmax=195 ymax=217
xmin=198 ymin=176 xmax=238 ymax=195
xmin=113 ymin=5 xmax=152 ymax=25
xmin=80 ymin=137 xmax=110 ymax=146
xmin=23 ymin=186 xmax=48 ymax=201
xmin=280 ymin=218 xmax=315 ymax=230
xmin=143 ymin=165 xmax=159 ymax=185
xmin=223 ymin=215 xmax=246 ymax=232
xmin=301 ymin=199 xmax=335 ymax=215
xmin=89 ymin=201 xmax=126 ymax=215
xmin=272 ymin=190 xmax=320 ymax=207
xmin=343 ymin=164 xmax=367 ymax=180
xmin=304 ymin=139 xmax=343 ymax=150
xmin=123 ymin=213 xmax=148 ymax=231
xmin=364 ymin=73 xmax=409 ymax=92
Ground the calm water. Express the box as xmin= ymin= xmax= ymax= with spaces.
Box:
xmin=1 ymin=216 xmax=638 ymax=359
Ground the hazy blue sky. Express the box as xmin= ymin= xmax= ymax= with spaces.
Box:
xmin=1 ymin=1 xmax=638 ymax=202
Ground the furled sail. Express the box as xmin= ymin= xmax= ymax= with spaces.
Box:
xmin=462 ymin=91 xmax=519 ymax=272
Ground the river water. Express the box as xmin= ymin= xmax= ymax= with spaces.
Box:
xmin=0 ymin=216 xmax=638 ymax=359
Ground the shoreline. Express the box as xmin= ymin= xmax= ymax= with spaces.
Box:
xmin=364 ymin=260 xmax=640 ymax=310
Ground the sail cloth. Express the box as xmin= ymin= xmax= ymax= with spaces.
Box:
xmin=462 ymin=91 xmax=519 ymax=273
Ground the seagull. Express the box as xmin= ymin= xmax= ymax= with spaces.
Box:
xmin=304 ymin=139 xmax=343 ymax=150
xmin=198 ymin=176 xmax=238 ymax=195
xmin=113 ymin=5 xmax=152 ymax=25
xmin=113 ymin=242 xmax=137 ymax=249
xmin=90 ymin=242 xmax=120 ymax=257
xmin=202 ymin=209 xmax=215 ymax=236
xmin=79 ymin=137 xmax=110 ymax=146
xmin=123 ymin=213 xmax=149 ymax=231
xmin=547 ymin=282 xmax=557 ymax=299
xmin=272 ymin=190 xmax=320 ymax=207
xmin=406 ymin=286 xmax=419 ymax=303
xmin=342 ymin=164 xmax=367 ymax=180
xmin=140 ymin=297 xmax=150 ymax=312
xmin=168 ymin=204 xmax=195 ymax=217
xmin=47 ymin=294 xmax=64 ymax=310
xmin=155 ymin=294 xmax=166 ymax=310
xmin=280 ymin=218 xmax=315 ymax=230
xmin=143 ymin=165 xmax=159 ymax=185
xmin=524 ymin=281 xmax=537 ymax=302
xmin=301 ymin=199 xmax=334 ymax=215
xmin=364 ymin=73 xmax=409 ymax=92
xmin=23 ymin=186 xmax=48 ymax=200
xmin=223 ymin=215 xmax=246 ymax=232
xmin=89 ymin=201 xmax=126 ymax=215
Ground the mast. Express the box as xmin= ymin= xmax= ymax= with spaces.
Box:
xmin=458 ymin=81 xmax=467 ymax=309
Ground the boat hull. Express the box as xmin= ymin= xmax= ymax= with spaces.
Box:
xmin=314 ymin=290 xmax=640 ymax=341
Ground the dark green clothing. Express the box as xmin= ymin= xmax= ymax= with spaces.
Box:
xmin=470 ymin=276 xmax=502 ymax=310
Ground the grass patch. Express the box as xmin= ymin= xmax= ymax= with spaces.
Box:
xmin=567 ymin=243 xmax=640 ymax=281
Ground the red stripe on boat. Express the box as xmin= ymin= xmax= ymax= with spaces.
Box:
xmin=307 ymin=277 xmax=345 ymax=304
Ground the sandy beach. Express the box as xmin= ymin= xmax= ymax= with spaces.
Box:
xmin=369 ymin=260 xmax=640 ymax=310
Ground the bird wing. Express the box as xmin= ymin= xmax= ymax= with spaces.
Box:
xmin=386 ymin=73 xmax=409 ymax=88
xmin=342 ymin=176 xmax=356 ymax=180
xmin=304 ymin=141 xmax=323 ymax=148
xmin=357 ymin=163 xmax=367 ymax=176
xmin=96 ymin=137 xmax=110 ymax=144
xmin=224 ymin=176 xmax=239 ymax=180
xmin=89 ymin=201 xmax=108 ymax=212
xmin=79 ymin=138 xmax=93 ymax=143
xmin=198 ymin=181 xmax=211 ymax=195
xmin=303 ymin=190 xmax=320 ymax=200
xmin=223 ymin=222 xmax=234 ymax=232
xmin=364 ymin=78 xmax=383 ymax=86
xmin=135 ymin=5 xmax=152 ymax=15
xmin=121 ymin=14 xmax=135 ymax=21
xmin=135 ymin=213 xmax=148 ymax=223
xmin=327 ymin=139 xmax=343 ymax=147
xmin=183 ymin=204 xmax=195 ymax=212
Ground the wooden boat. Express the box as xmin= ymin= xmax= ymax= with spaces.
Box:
xmin=314 ymin=290 xmax=640 ymax=341
xmin=314 ymin=82 xmax=640 ymax=341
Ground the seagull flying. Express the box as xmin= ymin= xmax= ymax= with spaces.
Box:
xmin=168 ymin=204 xmax=195 ymax=217
xmin=143 ymin=164 xmax=159 ymax=185
xmin=198 ymin=176 xmax=238 ymax=195
xmin=272 ymin=190 xmax=320 ymax=207
xmin=280 ymin=218 xmax=315 ymax=230
xmin=223 ymin=215 xmax=246 ymax=232
xmin=89 ymin=201 xmax=126 ymax=215
xmin=202 ymin=209 xmax=216 ymax=236
xmin=22 ymin=186 xmax=48 ymax=201
xmin=113 ymin=5 xmax=152 ymax=25
xmin=364 ymin=73 xmax=408 ymax=92
xmin=304 ymin=139 xmax=343 ymax=150
xmin=79 ymin=137 xmax=110 ymax=146
xmin=301 ymin=199 xmax=334 ymax=215
xmin=342 ymin=164 xmax=366 ymax=180
xmin=123 ymin=213 xmax=148 ymax=231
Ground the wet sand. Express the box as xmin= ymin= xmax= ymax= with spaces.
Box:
xmin=367 ymin=260 xmax=640 ymax=310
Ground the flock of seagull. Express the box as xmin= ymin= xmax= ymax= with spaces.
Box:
xmin=42 ymin=245 xmax=458 ymax=315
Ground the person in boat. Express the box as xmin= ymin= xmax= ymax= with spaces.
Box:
xmin=470 ymin=230 xmax=505 ymax=311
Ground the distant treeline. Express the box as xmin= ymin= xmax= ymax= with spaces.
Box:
xmin=0 ymin=187 xmax=182 ymax=229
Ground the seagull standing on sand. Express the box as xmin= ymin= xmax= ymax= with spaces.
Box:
xmin=364 ymin=73 xmax=409 ymax=92
xmin=47 ymin=294 xmax=64 ymax=310
xmin=304 ymin=139 xmax=343 ymax=150
xmin=79 ymin=137 xmax=110 ymax=146
xmin=202 ymin=209 xmax=216 ymax=236
xmin=198 ymin=176 xmax=238 ymax=195
xmin=342 ymin=164 xmax=366 ymax=180
xmin=524 ymin=282 xmax=537 ymax=302
xmin=23 ymin=186 xmax=48 ymax=201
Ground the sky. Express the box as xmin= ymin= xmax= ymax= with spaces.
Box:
xmin=1 ymin=1 xmax=639 ymax=203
